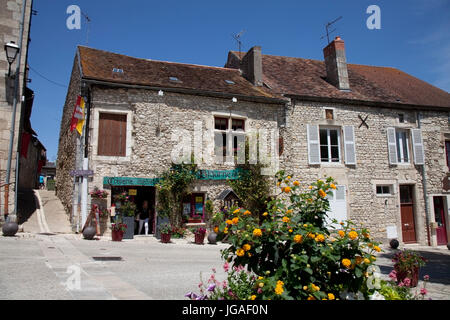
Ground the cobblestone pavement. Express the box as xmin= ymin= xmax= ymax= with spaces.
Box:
xmin=375 ymin=244 xmax=450 ymax=300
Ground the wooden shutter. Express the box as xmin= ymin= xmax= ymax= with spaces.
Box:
xmin=387 ymin=127 xmax=398 ymax=165
xmin=307 ymin=124 xmax=320 ymax=164
xmin=98 ymin=113 xmax=127 ymax=156
xmin=343 ymin=125 xmax=356 ymax=165
xmin=411 ymin=129 xmax=425 ymax=165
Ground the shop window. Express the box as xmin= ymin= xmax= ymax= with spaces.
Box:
xmin=98 ymin=113 xmax=127 ymax=157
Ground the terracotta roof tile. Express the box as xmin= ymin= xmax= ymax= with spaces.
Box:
xmin=77 ymin=46 xmax=283 ymax=102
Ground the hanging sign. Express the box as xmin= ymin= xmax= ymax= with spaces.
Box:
xmin=128 ymin=189 xmax=137 ymax=196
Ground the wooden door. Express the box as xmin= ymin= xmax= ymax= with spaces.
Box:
xmin=433 ymin=197 xmax=448 ymax=245
xmin=400 ymin=185 xmax=416 ymax=243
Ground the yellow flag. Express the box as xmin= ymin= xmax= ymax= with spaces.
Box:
xmin=75 ymin=97 xmax=85 ymax=135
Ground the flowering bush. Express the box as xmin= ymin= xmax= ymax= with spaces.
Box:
xmin=111 ymin=222 xmax=127 ymax=233
xmin=380 ymin=271 xmax=430 ymax=300
xmin=90 ymin=187 xmax=108 ymax=199
xmin=216 ymin=171 xmax=381 ymax=300
xmin=160 ymin=223 xmax=172 ymax=235
xmin=171 ymin=226 xmax=186 ymax=238
xmin=192 ymin=227 xmax=207 ymax=237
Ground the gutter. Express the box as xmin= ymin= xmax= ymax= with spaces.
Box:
xmin=81 ymin=78 xmax=287 ymax=105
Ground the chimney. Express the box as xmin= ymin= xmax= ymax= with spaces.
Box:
xmin=323 ymin=36 xmax=350 ymax=90
xmin=240 ymin=46 xmax=263 ymax=86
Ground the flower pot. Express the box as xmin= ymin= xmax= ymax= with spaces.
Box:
xmin=161 ymin=233 xmax=171 ymax=243
xmin=396 ymin=267 xmax=419 ymax=287
xmin=112 ymin=230 xmax=124 ymax=241
xmin=207 ymin=231 xmax=217 ymax=244
xmin=122 ymin=216 xmax=135 ymax=239
xmin=194 ymin=233 xmax=205 ymax=245
xmin=83 ymin=226 xmax=96 ymax=240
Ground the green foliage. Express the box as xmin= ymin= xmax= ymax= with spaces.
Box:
xmin=379 ymin=280 xmax=413 ymax=300
xmin=159 ymin=223 xmax=172 ymax=235
xmin=156 ymin=162 xmax=198 ymax=227
xmin=120 ymin=201 xmax=137 ymax=217
xmin=218 ymin=171 xmax=381 ymax=300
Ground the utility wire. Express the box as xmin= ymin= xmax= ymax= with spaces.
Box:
xmin=28 ymin=66 xmax=68 ymax=88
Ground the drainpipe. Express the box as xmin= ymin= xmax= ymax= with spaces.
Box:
xmin=80 ymin=85 xmax=91 ymax=229
xmin=4 ymin=0 xmax=28 ymax=221
xmin=417 ymin=112 xmax=431 ymax=246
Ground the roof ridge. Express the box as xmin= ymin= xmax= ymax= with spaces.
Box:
xmin=78 ymin=45 xmax=239 ymax=73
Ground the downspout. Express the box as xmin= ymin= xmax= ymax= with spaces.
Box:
xmin=80 ymin=83 xmax=91 ymax=229
xmin=4 ymin=0 xmax=28 ymax=220
xmin=417 ymin=112 xmax=431 ymax=246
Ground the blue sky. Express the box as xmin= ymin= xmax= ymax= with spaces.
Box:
xmin=27 ymin=0 xmax=450 ymax=161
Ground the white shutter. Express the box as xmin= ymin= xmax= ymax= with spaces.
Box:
xmin=307 ymin=124 xmax=320 ymax=164
xmin=326 ymin=185 xmax=347 ymax=229
xmin=387 ymin=127 xmax=398 ymax=165
xmin=343 ymin=126 xmax=356 ymax=165
xmin=411 ymin=129 xmax=425 ymax=165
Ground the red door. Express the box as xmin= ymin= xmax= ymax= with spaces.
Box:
xmin=433 ymin=196 xmax=448 ymax=245
xmin=400 ymin=185 xmax=417 ymax=243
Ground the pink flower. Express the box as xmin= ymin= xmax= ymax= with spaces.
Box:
xmin=420 ymin=288 xmax=428 ymax=295
xmin=212 ymin=268 xmax=217 ymax=273
xmin=403 ymin=278 xmax=411 ymax=287
xmin=223 ymin=262 xmax=229 ymax=272
xmin=257 ymin=288 xmax=263 ymax=294
xmin=388 ymin=270 xmax=397 ymax=280
xmin=423 ymin=275 xmax=430 ymax=281
xmin=222 ymin=280 xmax=228 ymax=289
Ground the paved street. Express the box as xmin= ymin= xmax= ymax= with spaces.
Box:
xmin=0 ymin=190 xmax=449 ymax=300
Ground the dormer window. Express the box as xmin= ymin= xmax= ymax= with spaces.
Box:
xmin=169 ymin=76 xmax=181 ymax=82
xmin=225 ymin=80 xmax=235 ymax=85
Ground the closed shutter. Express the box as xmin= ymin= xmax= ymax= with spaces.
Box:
xmin=307 ymin=124 xmax=320 ymax=164
xmin=98 ymin=113 xmax=127 ymax=156
xmin=387 ymin=127 xmax=398 ymax=165
xmin=411 ymin=129 xmax=425 ymax=165
xmin=326 ymin=185 xmax=347 ymax=228
xmin=343 ymin=125 xmax=356 ymax=165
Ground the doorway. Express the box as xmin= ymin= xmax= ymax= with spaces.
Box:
xmin=433 ymin=196 xmax=448 ymax=245
xmin=400 ymin=185 xmax=416 ymax=243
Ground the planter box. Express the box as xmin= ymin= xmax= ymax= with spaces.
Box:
xmin=161 ymin=233 xmax=171 ymax=243
xmin=194 ymin=233 xmax=205 ymax=245
xmin=112 ymin=230 xmax=124 ymax=241
xmin=122 ymin=216 xmax=135 ymax=239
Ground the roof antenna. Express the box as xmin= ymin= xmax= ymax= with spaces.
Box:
xmin=81 ymin=11 xmax=91 ymax=45
xmin=320 ymin=16 xmax=342 ymax=44
xmin=232 ymin=30 xmax=245 ymax=58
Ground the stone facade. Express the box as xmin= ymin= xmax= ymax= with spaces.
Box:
xmin=0 ymin=0 xmax=33 ymax=218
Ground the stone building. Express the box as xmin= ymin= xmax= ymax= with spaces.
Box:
xmin=0 ymin=0 xmax=34 ymax=220
xmin=225 ymin=36 xmax=450 ymax=246
xmin=57 ymin=37 xmax=450 ymax=246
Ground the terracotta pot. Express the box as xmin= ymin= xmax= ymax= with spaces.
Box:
xmin=112 ymin=230 xmax=124 ymax=241
xmin=194 ymin=233 xmax=205 ymax=245
xmin=396 ymin=267 xmax=419 ymax=287
xmin=161 ymin=233 xmax=171 ymax=243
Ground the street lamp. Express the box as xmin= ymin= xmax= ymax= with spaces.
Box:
xmin=4 ymin=41 xmax=20 ymax=77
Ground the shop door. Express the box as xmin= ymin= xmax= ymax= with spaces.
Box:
xmin=433 ymin=196 xmax=448 ymax=245
xmin=400 ymin=185 xmax=416 ymax=243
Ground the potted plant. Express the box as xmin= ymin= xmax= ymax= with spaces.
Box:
xmin=90 ymin=187 xmax=108 ymax=199
xmin=160 ymin=223 xmax=172 ymax=243
xmin=192 ymin=227 xmax=207 ymax=245
xmin=392 ymin=249 xmax=427 ymax=287
xmin=111 ymin=222 xmax=127 ymax=241
xmin=171 ymin=226 xmax=186 ymax=239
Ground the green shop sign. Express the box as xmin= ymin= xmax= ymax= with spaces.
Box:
xmin=103 ymin=169 xmax=242 ymax=186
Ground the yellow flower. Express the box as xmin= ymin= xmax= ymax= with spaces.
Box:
xmin=374 ymin=246 xmax=381 ymax=252
xmin=315 ymin=234 xmax=325 ymax=242
xmin=247 ymin=252 xmax=252 ymax=257
xmin=330 ymin=183 xmax=336 ymax=190
xmin=263 ymin=212 xmax=268 ymax=216
xmin=371 ymin=255 xmax=377 ymax=261
xmin=277 ymin=181 xmax=281 ymax=187
xmin=258 ymin=276 xmax=264 ymax=280
xmin=250 ymin=295 xmax=256 ymax=300
xmin=243 ymin=244 xmax=251 ymax=251
xmin=307 ymin=296 xmax=315 ymax=300
xmin=236 ymin=248 xmax=245 ymax=257
xmin=287 ymin=176 xmax=292 ymax=180
xmin=338 ymin=230 xmax=345 ymax=238
xmin=364 ymin=258 xmax=371 ymax=264
xmin=307 ymin=232 xmax=315 ymax=239
xmin=233 ymin=208 xmax=240 ymax=214
xmin=258 ymin=282 xmax=264 ymax=288
xmin=348 ymin=231 xmax=358 ymax=240
xmin=243 ymin=210 xmax=251 ymax=216
xmin=283 ymin=186 xmax=292 ymax=193
xmin=214 ymin=226 xmax=219 ymax=233
xmin=282 ymin=216 xmax=290 ymax=223
xmin=294 ymin=234 xmax=303 ymax=243
xmin=226 ymin=219 xmax=233 ymax=225
xmin=293 ymin=181 xmax=300 ymax=186
xmin=289 ymin=229 xmax=293 ymax=233
xmin=232 ymin=217 xmax=239 ymax=225
xmin=286 ymin=209 xmax=293 ymax=214
xmin=308 ymin=186 xmax=313 ymax=190
xmin=303 ymin=286 xmax=308 ymax=290
xmin=328 ymin=293 xmax=335 ymax=300
xmin=318 ymin=189 xmax=327 ymax=198
xmin=277 ymin=280 xmax=284 ymax=286
xmin=253 ymin=228 xmax=262 ymax=237
xmin=223 ymin=227 xmax=228 ymax=234
xmin=311 ymin=284 xmax=320 ymax=291
xmin=342 ymin=258 xmax=352 ymax=268
xmin=275 ymin=285 xmax=284 ymax=295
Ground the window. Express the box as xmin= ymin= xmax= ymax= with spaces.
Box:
xmin=398 ymin=114 xmax=405 ymax=123
xmin=98 ymin=113 xmax=127 ymax=157
xmin=376 ymin=185 xmax=392 ymax=195
xmin=446 ymin=141 xmax=450 ymax=170
xmin=396 ymin=130 xmax=410 ymax=163
xmin=319 ymin=128 xmax=341 ymax=163
xmin=214 ymin=116 xmax=245 ymax=160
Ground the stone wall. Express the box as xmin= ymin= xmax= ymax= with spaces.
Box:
xmin=0 ymin=0 xmax=32 ymax=218
xmin=282 ymin=100 xmax=450 ymax=244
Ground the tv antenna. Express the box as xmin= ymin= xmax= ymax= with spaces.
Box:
xmin=232 ymin=30 xmax=245 ymax=58
xmin=81 ymin=11 xmax=91 ymax=45
xmin=320 ymin=16 xmax=342 ymax=44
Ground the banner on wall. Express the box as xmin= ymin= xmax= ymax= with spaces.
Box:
xmin=70 ymin=95 xmax=85 ymax=135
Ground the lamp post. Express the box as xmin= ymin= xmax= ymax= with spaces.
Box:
xmin=4 ymin=41 xmax=20 ymax=77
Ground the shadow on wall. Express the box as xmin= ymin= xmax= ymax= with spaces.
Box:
xmin=16 ymin=188 xmax=38 ymax=225
xmin=378 ymin=249 xmax=450 ymax=285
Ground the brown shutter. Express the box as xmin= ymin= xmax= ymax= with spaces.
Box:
xmin=98 ymin=113 xmax=127 ymax=156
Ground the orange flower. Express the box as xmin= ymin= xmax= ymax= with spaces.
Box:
xmin=243 ymin=210 xmax=251 ymax=216
xmin=338 ymin=230 xmax=345 ymax=238
xmin=330 ymin=183 xmax=337 ymax=190
xmin=226 ymin=219 xmax=233 ymax=225
xmin=232 ymin=217 xmax=239 ymax=225
xmin=223 ymin=227 xmax=228 ymax=234
xmin=374 ymin=246 xmax=381 ymax=252
xmin=233 ymin=208 xmax=240 ymax=214
xmin=348 ymin=231 xmax=358 ymax=240
xmin=315 ymin=234 xmax=325 ymax=242
xmin=293 ymin=181 xmax=300 ymax=186
xmin=318 ymin=189 xmax=327 ymax=198
xmin=294 ymin=234 xmax=303 ymax=243
xmin=214 ymin=226 xmax=219 ymax=233
xmin=262 ymin=212 xmax=269 ymax=216
xmin=236 ymin=248 xmax=245 ymax=257
xmin=253 ymin=228 xmax=262 ymax=237
xmin=243 ymin=244 xmax=251 ymax=251
xmin=283 ymin=186 xmax=292 ymax=193
xmin=307 ymin=232 xmax=315 ymax=239
xmin=282 ymin=216 xmax=290 ymax=223
xmin=342 ymin=258 xmax=351 ymax=268
xmin=286 ymin=209 xmax=293 ymax=214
